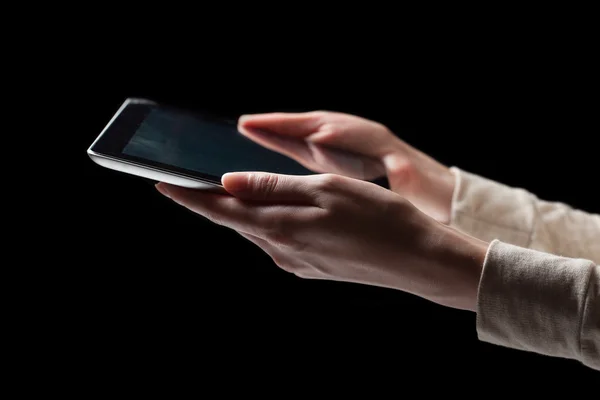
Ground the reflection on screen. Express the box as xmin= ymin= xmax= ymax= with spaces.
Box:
xmin=122 ymin=108 xmax=315 ymax=177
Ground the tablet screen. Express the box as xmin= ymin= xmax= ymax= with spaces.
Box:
xmin=91 ymin=100 xmax=367 ymax=184
xmin=122 ymin=107 xmax=313 ymax=179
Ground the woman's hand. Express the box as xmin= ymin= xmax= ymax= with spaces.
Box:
xmin=238 ymin=111 xmax=456 ymax=223
xmin=156 ymin=172 xmax=488 ymax=311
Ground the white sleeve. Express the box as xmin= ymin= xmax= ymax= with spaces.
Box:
xmin=448 ymin=167 xmax=600 ymax=370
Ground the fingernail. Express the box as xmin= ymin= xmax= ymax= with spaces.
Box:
xmin=222 ymin=172 xmax=250 ymax=193
xmin=155 ymin=183 xmax=171 ymax=198
xmin=238 ymin=114 xmax=251 ymax=124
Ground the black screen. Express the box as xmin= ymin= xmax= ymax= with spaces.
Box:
xmin=120 ymin=107 xmax=314 ymax=179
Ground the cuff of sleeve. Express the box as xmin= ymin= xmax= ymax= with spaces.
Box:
xmin=476 ymin=240 xmax=598 ymax=366
xmin=449 ymin=167 xmax=534 ymax=247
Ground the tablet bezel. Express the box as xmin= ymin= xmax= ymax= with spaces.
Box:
xmin=88 ymin=98 xmax=231 ymax=185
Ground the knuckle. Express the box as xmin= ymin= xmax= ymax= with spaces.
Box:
xmin=316 ymin=122 xmax=342 ymax=141
xmin=314 ymin=173 xmax=344 ymax=192
xmin=253 ymin=173 xmax=279 ymax=199
xmin=312 ymin=175 xmax=350 ymax=209
xmin=306 ymin=207 xmax=330 ymax=224
xmin=319 ymin=121 xmax=339 ymax=133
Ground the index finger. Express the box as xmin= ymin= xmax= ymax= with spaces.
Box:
xmin=238 ymin=112 xmax=324 ymax=137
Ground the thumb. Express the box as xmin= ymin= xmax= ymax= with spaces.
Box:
xmin=222 ymin=172 xmax=316 ymax=204
xmin=238 ymin=112 xmax=322 ymax=137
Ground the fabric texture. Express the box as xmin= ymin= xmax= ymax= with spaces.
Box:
xmin=449 ymin=167 xmax=599 ymax=370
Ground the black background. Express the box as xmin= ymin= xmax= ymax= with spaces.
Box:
xmin=37 ymin=22 xmax=599 ymax=388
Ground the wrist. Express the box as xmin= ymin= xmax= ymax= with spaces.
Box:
xmin=431 ymin=224 xmax=489 ymax=311
xmin=384 ymin=140 xmax=456 ymax=224
xmin=423 ymin=164 xmax=455 ymax=224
